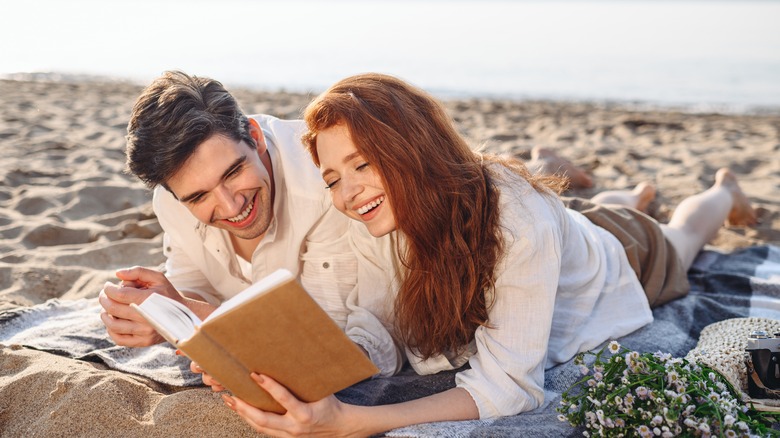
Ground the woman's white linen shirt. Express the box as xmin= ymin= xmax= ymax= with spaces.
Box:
xmin=346 ymin=167 xmax=653 ymax=419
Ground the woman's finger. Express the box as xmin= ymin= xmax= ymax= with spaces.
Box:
xmin=227 ymin=394 xmax=291 ymax=435
xmin=252 ymin=373 xmax=307 ymax=414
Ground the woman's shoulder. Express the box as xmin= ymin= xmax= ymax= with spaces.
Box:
xmin=487 ymin=162 xmax=566 ymax=230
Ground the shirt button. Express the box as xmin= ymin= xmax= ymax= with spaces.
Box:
xmin=322 ymin=262 xmax=330 ymax=269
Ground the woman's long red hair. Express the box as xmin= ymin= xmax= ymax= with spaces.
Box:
xmin=303 ymin=73 xmax=564 ymax=359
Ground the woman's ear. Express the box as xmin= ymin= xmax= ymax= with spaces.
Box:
xmin=248 ymin=118 xmax=268 ymax=155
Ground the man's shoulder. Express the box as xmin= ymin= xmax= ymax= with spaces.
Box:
xmin=250 ymin=114 xmax=306 ymax=147
xmin=152 ymin=186 xmax=199 ymax=230
xmin=251 ymin=114 xmax=327 ymax=203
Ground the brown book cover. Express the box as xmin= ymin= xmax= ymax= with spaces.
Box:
xmin=131 ymin=269 xmax=378 ymax=413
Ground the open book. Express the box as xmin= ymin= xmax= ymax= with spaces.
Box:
xmin=131 ymin=269 xmax=378 ymax=413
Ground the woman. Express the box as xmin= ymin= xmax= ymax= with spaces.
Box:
xmin=217 ymin=73 xmax=757 ymax=436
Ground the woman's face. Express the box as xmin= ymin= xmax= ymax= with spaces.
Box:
xmin=316 ymin=124 xmax=397 ymax=237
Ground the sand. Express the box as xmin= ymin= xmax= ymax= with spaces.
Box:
xmin=0 ymin=76 xmax=778 ymax=436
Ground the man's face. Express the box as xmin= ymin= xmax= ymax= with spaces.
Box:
xmin=166 ymin=128 xmax=274 ymax=241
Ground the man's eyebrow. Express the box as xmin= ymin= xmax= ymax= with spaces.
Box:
xmin=320 ymin=151 xmax=363 ymax=177
xmin=178 ymin=155 xmax=248 ymax=203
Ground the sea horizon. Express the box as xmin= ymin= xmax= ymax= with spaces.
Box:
xmin=3 ymin=0 xmax=779 ymax=113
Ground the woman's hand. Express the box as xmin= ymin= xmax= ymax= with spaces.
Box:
xmin=190 ymin=360 xmax=225 ymax=392
xmin=222 ymin=373 xmax=360 ymax=437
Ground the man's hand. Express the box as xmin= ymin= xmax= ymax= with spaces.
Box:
xmin=99 ymin=266 xmax=185 ymax=347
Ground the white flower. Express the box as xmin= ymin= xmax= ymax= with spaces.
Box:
xmin=653 ymin=351 xmax=671 ymax=362
xmin=651 ymin=415 xmax=663 ymax=426
xmin=698 ymin=423 xmax=710 ymax=433
xmin=580 ymin=365 xmax=590 ymax=375
xmin=636 ymin=386 xmax=649 ymax=399
xmin=683 ymin=418 xmax=697 ymax=428
xmin=557 ymin=414 xmax=567 ymax=422
xmin=636 ymin=425 xmax=652 ymax=437
xmin=723 ymin=414 xmax=736 ymax=426
xmin=608 ymin=340 xmax=621 ymax=354
xmin=737 ymin=421 xmax=749 ymax=431
xmin=653 ymin=427 xmax=661 ymax=436
xmin=593 ymin=372 xmax=603 ymax=381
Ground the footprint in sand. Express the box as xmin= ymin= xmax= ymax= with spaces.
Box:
xmin=54 ymin=240 xmax=164 ymax=270
xmin=15 ymin=196 xmax=58 ymax=216
xmin=58 ymin=185 xmax=151 ymax=220
xmin=21 ymin=223 xmax=96 ymax=248
xmin=1 ymin=266 xmax=86 ymax=302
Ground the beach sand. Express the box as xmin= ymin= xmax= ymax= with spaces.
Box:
xmin=0 ymin=77 xmax=778 ymax=436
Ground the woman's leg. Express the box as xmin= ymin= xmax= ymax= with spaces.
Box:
xmin=590 ymin=182 xmax=657 ymax=213
xmin=660 ymin=168 xmax=757 ymax=270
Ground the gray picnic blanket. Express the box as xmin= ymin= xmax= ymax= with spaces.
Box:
xmin=2 ymin=245 xmax=779 ymax=437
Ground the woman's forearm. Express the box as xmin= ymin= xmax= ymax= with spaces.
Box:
xmin=346 ymin=387 xmax=479 ymax=436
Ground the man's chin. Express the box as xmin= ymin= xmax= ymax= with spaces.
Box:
xmin=224 ymin=222 xmax=268 ymax=241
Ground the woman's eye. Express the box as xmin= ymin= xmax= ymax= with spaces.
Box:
xmin=356 ymin=163 xmax=369 ymax=171
xmin=325 ymin=179 xmax=340 ymax=190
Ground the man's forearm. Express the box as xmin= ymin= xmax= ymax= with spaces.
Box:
xmin=181 ymin=293 xmax=218 ymax=320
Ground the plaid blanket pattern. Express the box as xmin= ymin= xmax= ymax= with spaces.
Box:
xmin=2 ymin=245 xmax=779 ymax=437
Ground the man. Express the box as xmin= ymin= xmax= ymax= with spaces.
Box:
xmin=99 ymin=71 xmax=354 ymax=347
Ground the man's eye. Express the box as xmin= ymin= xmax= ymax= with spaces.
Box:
xmin=227 ymin=165 xmax=242 ymax=178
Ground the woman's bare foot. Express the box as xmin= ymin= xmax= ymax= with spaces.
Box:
xmin=590 ymin=182 xmax=656 ymax=212
xmin=527 ymin=146 xmax=594 ymax=189
xmin=714 ymin=168 xmax=758 ymax=226
xmin=632 ymin=182 xmax=657 ymax=213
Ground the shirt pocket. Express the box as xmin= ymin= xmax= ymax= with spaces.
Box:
xmin=300 ymin=237 xmax=357 ymax=329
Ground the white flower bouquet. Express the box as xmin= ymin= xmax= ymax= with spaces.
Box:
xmin=557 ymin=341 xmax=779 ymax=437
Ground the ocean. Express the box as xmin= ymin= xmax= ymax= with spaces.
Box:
xmin=2 ymin=0 xmax=779 ymax=110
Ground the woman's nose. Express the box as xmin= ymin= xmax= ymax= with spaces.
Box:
xmin=340 ymin=176 xmax=363 ymax=201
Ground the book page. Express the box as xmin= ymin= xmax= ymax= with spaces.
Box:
xmin=205 ymin=269 xmax=294 ymax=322
xmin=132 ymin=294 xmax=203 ymax=345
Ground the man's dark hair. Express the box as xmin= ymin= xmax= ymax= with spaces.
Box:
xmin=126 ymin=70 xmax=255 ymax=190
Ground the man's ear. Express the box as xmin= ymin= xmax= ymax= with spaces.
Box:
xmin=248 ymin=118 xmax=268 ymax=155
